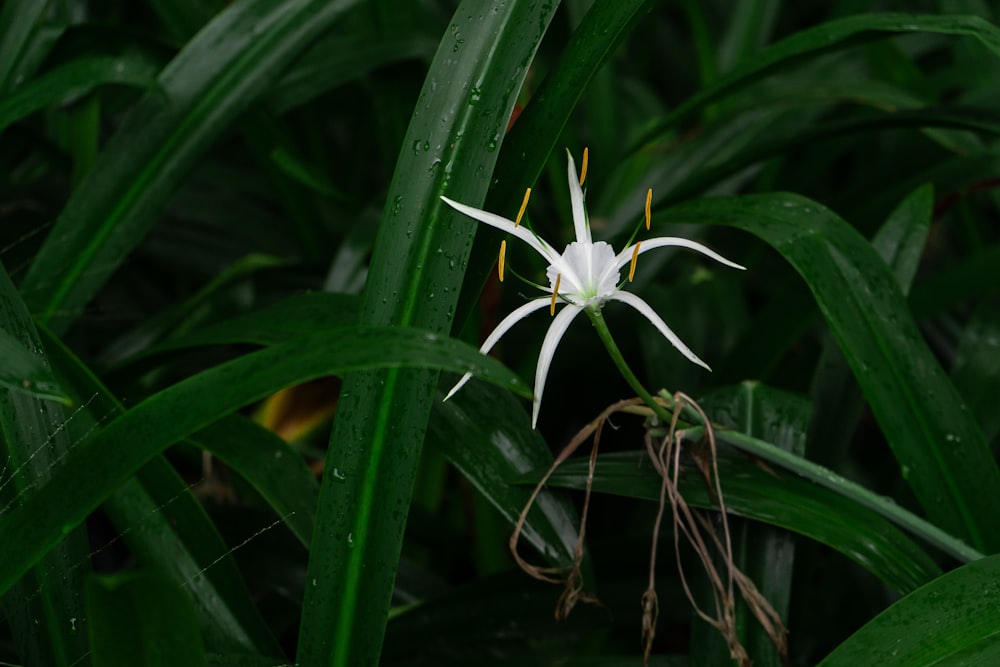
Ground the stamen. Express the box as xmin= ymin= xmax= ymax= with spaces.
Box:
xmin=515 ymin=187 xmax=531 ymax=227
xmin=550 ymin=274 xmax=561 ymax=316
xmin=629 ymin=242 xmax=642 ymax=282
xmin=645 ymin=188 xmax=652 ymax=230
xmin=498 ymin=240 xmax=507 ymax=282
xmin=579 ymin=147 xmax=589 ymax=186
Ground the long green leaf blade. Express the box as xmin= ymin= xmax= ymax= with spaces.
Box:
xmin=296 ymin=2 xmax=560 ymax=665
xmin=0 ymin=261 xmax=87 ymax=666
xmin=818 ymin=554 xmax=1000 ymax=666
xmin=634 ymin=12 xmax=1000 ymax=148
xmin=0 ymin=327 xmax=528 ymax=597
xmin=21 ymin=0 xmax=362 ymax=333
xmin=664 ymin=193 xmax=1000 ymax=551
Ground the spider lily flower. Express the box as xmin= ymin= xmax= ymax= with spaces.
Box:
xmin=441 ymin=149 xmax=745 ymax=428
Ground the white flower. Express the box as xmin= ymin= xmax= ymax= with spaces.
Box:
xmin=441 ymin=149 xmax=745 ymax=428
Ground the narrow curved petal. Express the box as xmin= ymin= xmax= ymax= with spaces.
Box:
xmin=608 ymin=291 xmax=710 ymax=371
xmin=532 ymin=304 xmax=585 ymax=428
xmin=611 ymin=236 xmax=747 ymax=276
xmin=564 ymin=149 xmax=591 ymax=245
xmin=443 ymin=297 xmax=552 ymax=401
xmin=441 ymin=195 xmax=560 ymax=264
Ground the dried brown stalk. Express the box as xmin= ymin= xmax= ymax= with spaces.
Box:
xmin=510 ymin=393 xmax=788 ymax=666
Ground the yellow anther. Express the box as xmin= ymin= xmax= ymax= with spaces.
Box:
xmin=550 ymin=274 xmax=561 ymax=316
xmin=628 ymin=242 xmax=642 ymax=282
xmin=579 ymin=147 xmax=589 ymax=186
xmin=515 ymin=187 xmax=531 ymax=227
xmin=645 ymin=188 xmax=652 ymax=230
xmin=498 ymin=240 xmax=507 ymax=282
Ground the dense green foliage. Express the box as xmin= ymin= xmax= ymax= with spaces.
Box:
xmin=2 ymin=1 xmax=1000 ymax=665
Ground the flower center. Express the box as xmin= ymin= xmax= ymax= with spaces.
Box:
xmin=547 ymin=241 xmax=619 ymax=305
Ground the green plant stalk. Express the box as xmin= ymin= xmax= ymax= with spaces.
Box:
xmin=586 ymin=308 xmax=984 ymax=564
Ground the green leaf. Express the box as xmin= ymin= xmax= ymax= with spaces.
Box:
xmin=87 ymin=570 xmax=207 ymax=667
xmin=0 ymin=55 xmax=161 ymax=134
xmin=807 ymin=184 xmax=933 ymax=472
xmin=296 ymin=2 xmax=561 ymax=665
xmin=0 ymin=0 xmax=48 ymax=92
xmin=818 ymin=554 xmax=1000 ymax=666
xmin=98 ymin=253 xmax=286 ymax=367
xmin=635 ymin=12 xmax=1000 ymax=147
xmin=21 ymin=0 xmax=364 ymax=333
xmin=0 ymin=327 xmax=528 ymax=598
xmin=144 ymin=291 xmax=360 ymax=353
xmin=427 ymin=381 xmax=583 ymax=569
xmin=530 ymin=448 xmax=941 ymax=595
xmin=695 ymin=382 xmax=807 ymax=667
xmin=663 ymin=192 xmax=1000 ymax=552
xmin=951 ymin=299 xmax=1000 ymax=445
xmin=269 ymin=32 xmax=437 ymax=114
xmin=0 ymin=327 xmax=69 ymax=404
xmin=193 ymin=415 xmax=319 ymax=548
xmin=0 ymin=261 xmax=87 ymax=666
xmin=40 ymin=328 xmax=284 ymax=655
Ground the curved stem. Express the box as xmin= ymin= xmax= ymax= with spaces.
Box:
xmin=587 ymin=309 xmax=674 ymax=423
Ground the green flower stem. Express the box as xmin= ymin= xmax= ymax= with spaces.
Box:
xmin=587 ymin=308 xmax=985 ymax=564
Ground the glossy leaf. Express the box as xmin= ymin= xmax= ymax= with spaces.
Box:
xmin=0 ymin=56 xmax=161 ymax=134
xmin=808 ymin=185 xmax=932 ymax=470
xmin=696 ymin=382 xmax=808 ymax=667
xmin=193 ymin=415 xmax=319 ymax=548
xmin=818 ymin=554 xmax=1000 ymax=666
xmin=40 ymin=328 xmax=286 ymax=655
xmin=529 ymin=449 xmax=941 ymax=594
xmin=0 ymin=327 xmax=528 ymax=597
xmin=21 ymin=0 xmax=364 ymax=333
xmin=0 ymin=327 xmax=69 ymax=404
xmin=427 ymin=380 xmax=582 ymax=568
xmin=635 ymin=12 xmax=1000 ymax=147
xmin=297 ymin=3 xmax=560 ymax=665
xmin=663 ymin=193 xmax=1000 ymax=552
xmin=145 ymin=291 xmax=360 ymax=353
xmin=0 ymin=261 xmax=87 ymax=666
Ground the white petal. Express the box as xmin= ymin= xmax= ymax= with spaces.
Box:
xmin=532 ymin=304 xmax=585 ymax=428
xmin=441 ymin=195 xmax=560 ymax=265
xmin=607 ymin=291 xmax=710 ymax=371
xmin=611 ymin=236 xmax=746 ymax=276
xmin=443 ymin=297 xmax=552 ymax=401
xmin=564 ymin=149 xmax=591 ymax=245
